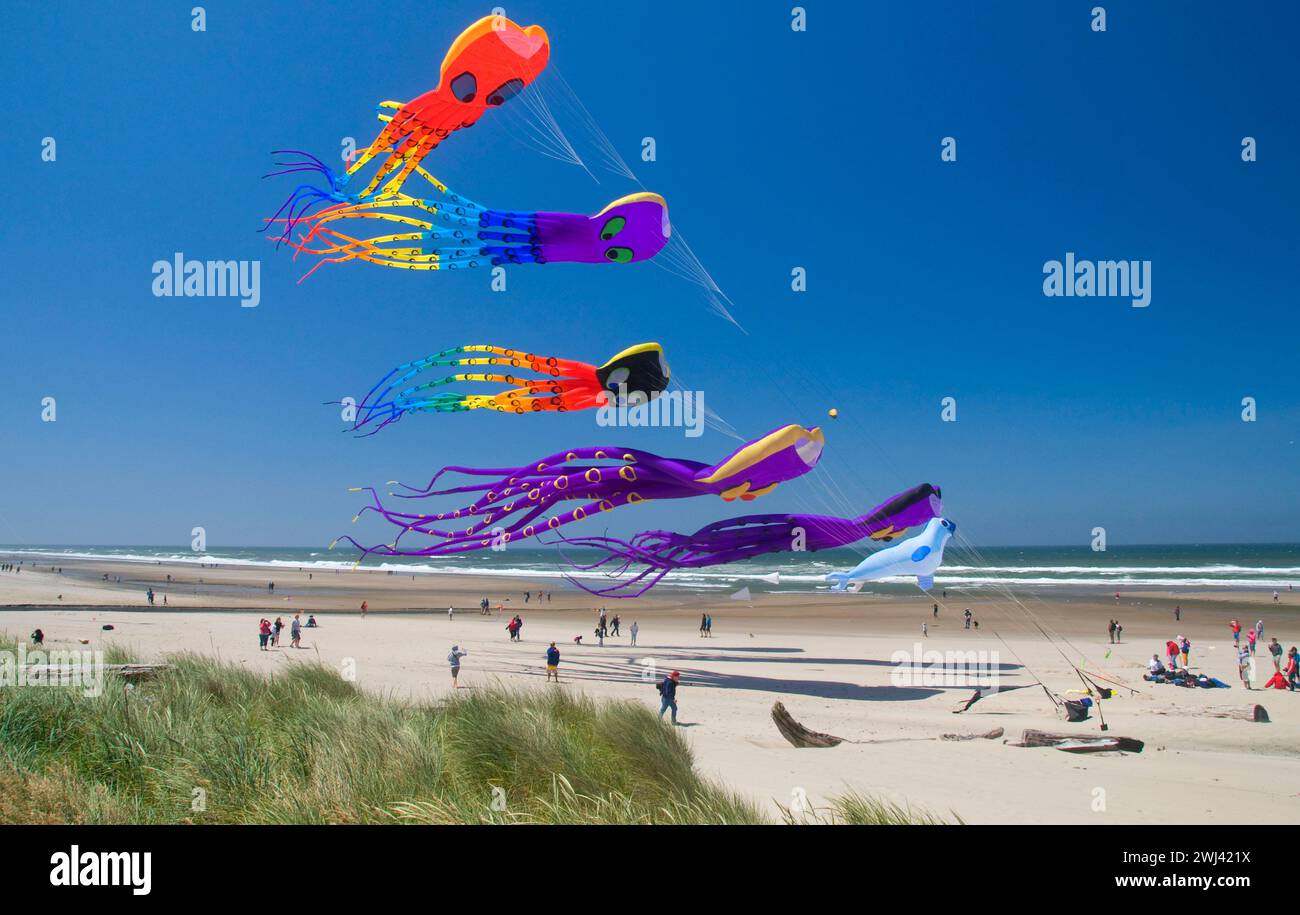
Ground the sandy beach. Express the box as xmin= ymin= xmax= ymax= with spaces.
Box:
xmin=3 ymin=553 xmax=1298 ymax=824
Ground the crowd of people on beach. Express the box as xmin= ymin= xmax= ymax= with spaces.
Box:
xmin=1145 ymin=613 xmax=1299 ymax=692
xmin=257 ymin=614 xmax=308 ymax=650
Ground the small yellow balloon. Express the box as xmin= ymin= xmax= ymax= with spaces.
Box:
xmin=828 ymin=408 xmax=839 ymax=419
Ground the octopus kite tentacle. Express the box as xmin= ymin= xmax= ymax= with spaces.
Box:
xmin=341 ymin=342 xmax=670 ymax=435
xmin=555 ymin=483 xmax=943 ymax=598
xmin=332 ymin=425 xmax=826 ymax=562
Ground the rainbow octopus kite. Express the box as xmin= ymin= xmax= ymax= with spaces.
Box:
xmin=265 ymin=168 xmax=670 ymax=278
xmin=560 ymin=483 xmax=943 ymax=598
xmin=332 ymin=424 xmax=826 ymax=560
xmin=264 ymin=15 xmax=670 ymax=277
xmin=346 ymin=342 xmax=670 ymax=435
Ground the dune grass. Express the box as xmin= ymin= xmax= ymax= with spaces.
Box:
xmin=0 ymin=634 xmax=951 ymax=825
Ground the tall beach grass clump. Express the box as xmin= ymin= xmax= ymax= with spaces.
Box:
xmin=0 ymin=645 xmax=763 ymax=824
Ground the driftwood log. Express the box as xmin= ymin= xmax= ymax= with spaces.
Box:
xmin=1015 ymin=729 xmax=1144 ymax=753
xmin=940 ymin=727 xmax=1004 ymax=741
xmin=771 ymin=702 xmax=843 ymax=748
xmin=1152 ymin=704 xmax=1269 ymax=723
xmin=24 ymin=663 xmax=173 ymax=683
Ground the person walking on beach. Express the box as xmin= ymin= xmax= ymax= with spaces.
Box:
xmin=448 ymin=645 xmax=468 ymax=688
xmin=1174 ymin=604 xmax=1181 ymax=622
xmin=480 ymin=597 xmax=490 ymax=615
xmin=1286 ymin=648 xmax=1299 ymax=691
xmin=1269 ymin=637 xmax=1283 ymax=672
xmin=1108 ymin=619 xmax=1116 ymax=644
xmin=525 ymin=591 xmax=530 ymax=604
xmin=515 ymin=615 xmax=523 ymax=641
xmin=448 ymin=605 xmax=455 ymax=621
xmin=657 ymin=671 xmax=681 ymax=725
xmin=629 ymin=620 xmax=638 ymax=647
xmin=1230 ymin=619 xmax=1241 ymax=647
xmin=963 ymin=608 xmax=972 ymax=630
xmin=933 ymin=603 xmax=939 ymax=619
xmin=705 ymin=614 xmax=713 ymax=637
xmin=1114 ymin=621 xmax=1123 ymax=643
xmin=700 ymin=613 xmax=708 ymax=638
xmin=1238 ymin=644 xmax=1253 ymax=690
xmin=290 ymin=613 xmax=302 ymax=648
xmin=273 ymin=617 xmax=284 ymax=647
xmin=1247 ymin=627 xmax=1258 ymax=656
xmin=258 ymin=618 xmax=272 ymax=651
xmin=361 ymin=600 xmax=368 ymax=617
xmin=610 ymin=615 xmax=620 ymax=637
xmin=146 ymin=588 xmax=155 ymax=607
xmin=545 ymin=642 xmax=561 ymax=682
xmin=595 ymin=624 xmax=605 ymax=647
xmin=921 ymin=622 xmax=928 ymax=638
xmin=1255 ymin=619 xmax=1264 ymax=641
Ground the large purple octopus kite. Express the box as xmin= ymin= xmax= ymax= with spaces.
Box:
xmin=332 ymin=424 xmax=825 ymax=561
xmin=558 ymin=482 xmax=943 ymax=597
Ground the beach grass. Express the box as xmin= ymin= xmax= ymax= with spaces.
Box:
xmin=0 ymin=638 xmax=767 ymax=824
xmin=0 ymin=635 xmax=945 ymax=825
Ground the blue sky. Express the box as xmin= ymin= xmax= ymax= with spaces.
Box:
xmin=1 ymin=0 xmax=1296 ymax=549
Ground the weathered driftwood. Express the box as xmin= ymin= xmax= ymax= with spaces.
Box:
xmin=24 ymin=663 xmax=173 ymax=682
xmin=1054 ymin=739 xmax=1121 ymax=754
xmin=1152 ymin=704 xmax=1269 ymax=723
xmin=940 ymin=727 xmax=1004 ymax=741
xmin=771 ymin=702 xmax=843 ymax=748
xmin=1016 ymin=729 xmax=1144 ymax=753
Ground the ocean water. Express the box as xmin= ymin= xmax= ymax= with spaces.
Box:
xmin=3 ymin=543 xmax=1298 ymax=594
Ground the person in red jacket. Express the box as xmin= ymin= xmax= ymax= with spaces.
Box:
xmin=1285 ymin=647 xmax=1299 ymax=692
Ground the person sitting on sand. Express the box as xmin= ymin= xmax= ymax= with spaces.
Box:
xmin=30 ymin=628 xmax=44 ymax=647
xmin=306 ymin=614 xmax=318 ymax=628
xmin=1148 ymin=654 xmax=1165 ymax=675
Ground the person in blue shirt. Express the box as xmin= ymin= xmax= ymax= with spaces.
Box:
xmin=545 ymin=642 xmax=561 ymax=682
xmin=657 ymin=671 xmax=681 ymax=724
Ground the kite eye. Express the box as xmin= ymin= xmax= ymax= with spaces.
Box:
xmin=599 ymin=216 xmax=626 ymax=240
xmin=450 ymin=72 xmax=477 ymax=103
xmin=604 ymin=246 xmax=634 ymax=263
xmin=487 ymin=78 xmax=524 ymax=106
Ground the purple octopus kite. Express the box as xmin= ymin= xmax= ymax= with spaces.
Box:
xmin=332 ymin=424 xmax=826 ymax=561
xmin=558 ymin=482 xmax=943 ymax=597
